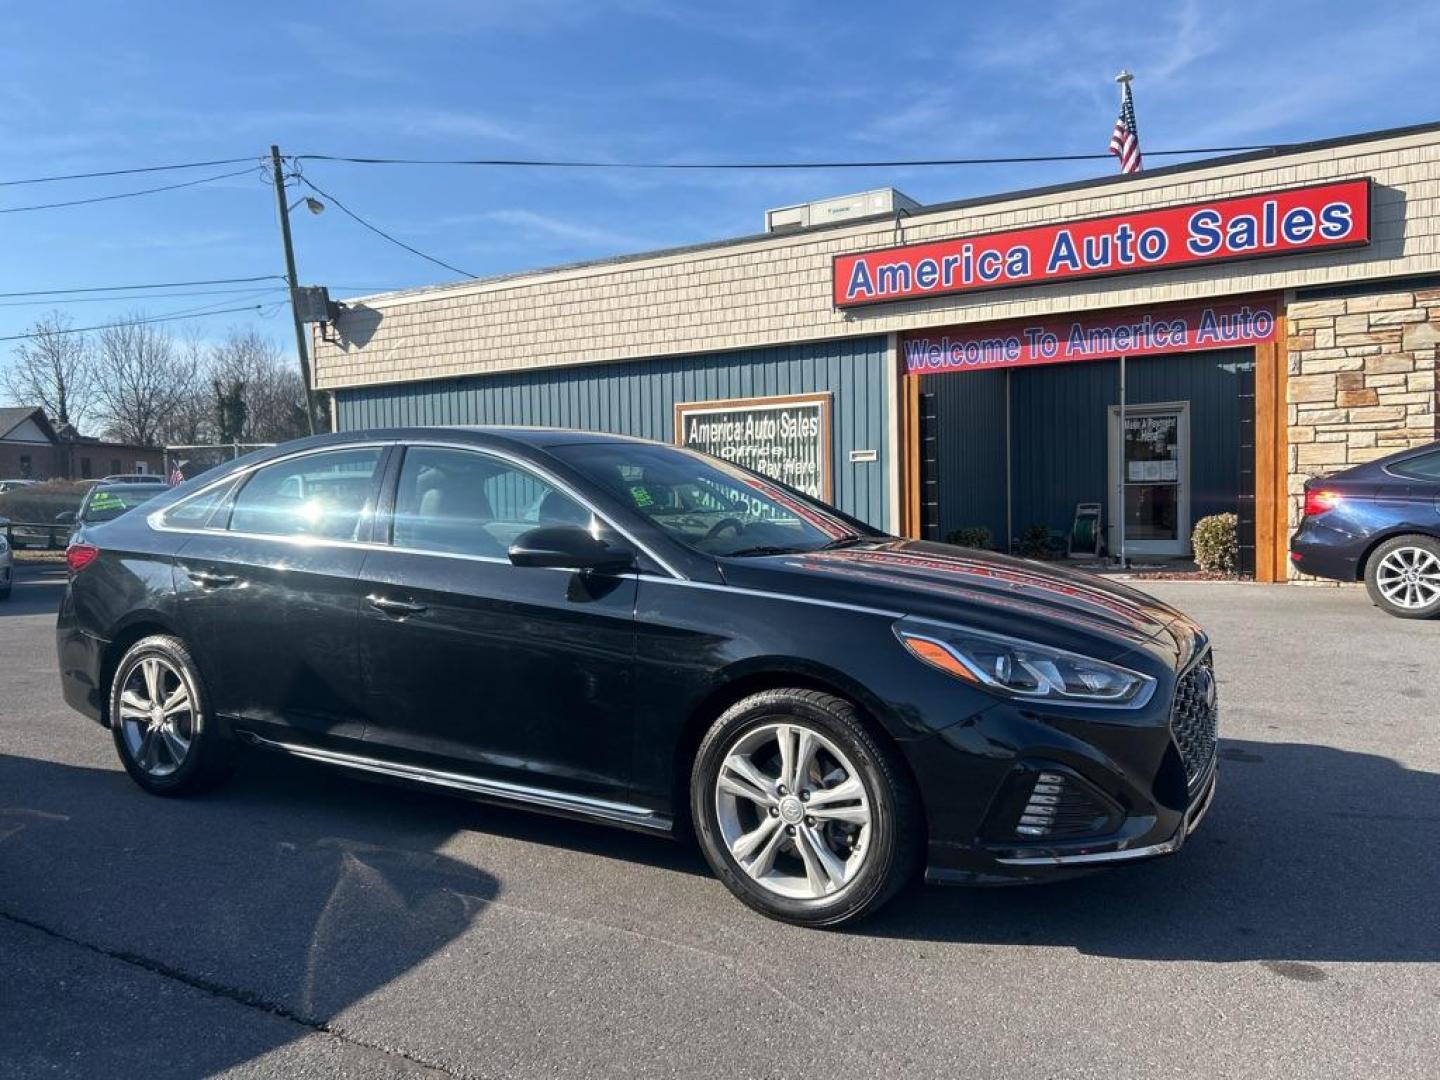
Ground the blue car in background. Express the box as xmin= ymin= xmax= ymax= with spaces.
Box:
xmin=1291 ymin=441 xmax=1440 ymax=618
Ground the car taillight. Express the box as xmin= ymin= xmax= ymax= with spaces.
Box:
xmin=66 ymin=543 xmax=99 ymax=575
xmin=1303 ymin=489 xmax=1342 ymax=518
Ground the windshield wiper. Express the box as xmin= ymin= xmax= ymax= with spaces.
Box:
xmin=816 ymin=534 xmax=866 ymax=550
xmin=724 ymin=545 xmax=805 ymax=558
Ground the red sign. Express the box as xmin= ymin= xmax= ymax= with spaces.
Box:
xmin=834 ymin=178 xmax=1370 ymax=308
xmin=901 ymin=298 xmax=1278 ymax=375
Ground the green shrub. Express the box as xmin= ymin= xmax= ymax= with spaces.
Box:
xmin=1192 ymin=513 xmax=1239 ymax=574
xmin=944 ymin=525 xmax=993 ymax=550
xmin=0 ymin=480 xmax=88 ymax=525
xmin=1016 ymin=523 xmax=1056 ymax=560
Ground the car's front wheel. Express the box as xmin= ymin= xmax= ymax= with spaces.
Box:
xmin=109 ymin=635 xmax=235 ymax=795
xmin=691 ymin=689 xmax=921 ymax=927
xmin=1365 ymin=535 xmax=1440 ymax=619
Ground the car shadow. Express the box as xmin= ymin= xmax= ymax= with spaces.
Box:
xmin=863 ymin=737 xmax=1440 ymax=965
xmin=5 ymin=732 xmax=1436 ymax=1074
xmin=0 ymin=752 xmax=501 ymax=1078
xmin=226 ymin=749 xmax=713 ymax=879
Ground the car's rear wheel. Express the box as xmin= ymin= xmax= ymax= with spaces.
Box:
xmin=691 ymin=689 xmax=921 ymax=927
xmin=109 ymin=635 xmax=235 ymax=795
xmin=1365 ymin=535 xmax=1440 ymax=619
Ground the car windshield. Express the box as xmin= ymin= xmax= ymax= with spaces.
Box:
xmin=81 ymin=486 xmax=165 ymax=523
xmin=551 ymin=441 xmax=863 ymax=557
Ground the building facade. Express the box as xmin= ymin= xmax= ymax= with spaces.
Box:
xmin=311 ymin=123 xmax=1440 ymax=582
xmin=0 ymin=407 xmax=162 ymax=482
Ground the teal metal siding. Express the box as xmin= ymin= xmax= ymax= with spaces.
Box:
xmin=335 ymin=338 xmax=891 ymax=527
xmin=921 ymin=370 xmax=1009 ymax=546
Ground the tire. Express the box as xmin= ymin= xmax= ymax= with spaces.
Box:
xmin=1364 ymin=534 xmax=1440 ymax=620
xmin=109 ymin=634 xmax=236 ymax=795
xmin=691 ymin=689 xmax=922 ymax=928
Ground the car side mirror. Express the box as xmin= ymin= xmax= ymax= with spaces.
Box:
xmin=508 ymin=525 xmax=634 ymax=573
xmin=54 ymin=511 xmax=75 ymax=524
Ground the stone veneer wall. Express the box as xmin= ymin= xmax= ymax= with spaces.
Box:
xmin=1286 ymin=287 xmax=1440 ymax=579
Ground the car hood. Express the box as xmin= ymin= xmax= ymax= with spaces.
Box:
xmin=718 ymin=539 xmax=1204 ymax=669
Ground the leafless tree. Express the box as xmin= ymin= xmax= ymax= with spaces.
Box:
xmin=157 ymin=332 xmax=218 ymax=447
xmin=91 ymin=315 xmax=198 ymax=446
xmin=1 ymin=312 xmax=95 ymax=428
xmin=206 ymin=328 xmax=313 ymax=442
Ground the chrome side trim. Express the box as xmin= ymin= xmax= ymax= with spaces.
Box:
xmin=149 ymin=438 xmax=686 ymax=580
xmin=994 ymin=835 xmax=1181 ymax=867
xmin=993 ymin=769 xmax=1217 ymax=866
xmin=237 ymin=731 xmax=670 ymax=831
xmin=640 ymin=575 xmax=904 ymax=618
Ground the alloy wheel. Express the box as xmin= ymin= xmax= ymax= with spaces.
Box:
xmin=1375 ymin=546 xmax=1440 ymax=610
xmin=713 ymin=722 xmax=872 ymax=900
xmin=117 ymin=655 xmax=195 ymax=778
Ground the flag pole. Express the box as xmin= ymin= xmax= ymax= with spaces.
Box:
xmin=1111 ymin=69 xmax=1132 ymax=568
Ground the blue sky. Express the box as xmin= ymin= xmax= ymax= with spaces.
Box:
xmin=0 ymin=0 xmax=1435 ymax=384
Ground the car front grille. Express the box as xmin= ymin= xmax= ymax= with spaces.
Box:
xmin=1171 ymin=652 xmax=1219 ymax=787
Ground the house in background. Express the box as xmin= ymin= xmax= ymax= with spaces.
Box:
xmin=0 ymin=407 xmax=160 ymax=481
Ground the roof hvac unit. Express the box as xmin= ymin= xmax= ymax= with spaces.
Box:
xmin=764 ymin=188 xmax=921 ymax=233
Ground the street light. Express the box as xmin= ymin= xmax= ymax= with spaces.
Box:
xmin=287 ymin=195 xmax=326 ymax=216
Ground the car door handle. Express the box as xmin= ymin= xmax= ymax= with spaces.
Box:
xmin=366 ymin=595 xmax=428 ymax=616
xmin=187 ymin=570 xmax=238 ymax=588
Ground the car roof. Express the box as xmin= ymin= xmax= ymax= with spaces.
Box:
xmin=271 ymin=425 xmax=658 ymax=453
xmin=90 ymin=480 xmax=169 ymax=491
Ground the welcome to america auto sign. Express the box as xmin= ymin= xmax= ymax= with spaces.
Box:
xmin=833 ymin=178 xmax=1371 ymax=308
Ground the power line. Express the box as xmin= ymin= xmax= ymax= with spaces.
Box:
xmin=295 ymin=176 xmax=477 ymax=279
xmin=0 ymin=274 xmax=284 ymax=300
xmin=293 ymin=146 xmax=1279 ymax=171
xmin=0 ymin=166 xmax=261 ymax=215
xmin=0 ymin=157 xmax=263 ymax=188
xmin=0 ymin=303 xmax=270 ymax=343
xmin=0 ymin=286 xmax=289 ymax=310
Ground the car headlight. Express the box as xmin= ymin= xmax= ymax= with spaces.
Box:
xmin=894 ymin=619 xmax=1155 ymax=708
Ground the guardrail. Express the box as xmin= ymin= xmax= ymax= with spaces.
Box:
xmin=1 ymin=521 xmax=72 ymax=550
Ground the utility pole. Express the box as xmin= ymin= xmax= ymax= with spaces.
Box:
xmin=269 ymin=144 xmax=318 ymax=435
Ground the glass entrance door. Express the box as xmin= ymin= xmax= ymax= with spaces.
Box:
xmin=1108 ymin=402 xmax=1190 ymax=557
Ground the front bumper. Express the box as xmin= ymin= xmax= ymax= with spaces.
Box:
xmin=913 ymin=645 xmax=1220 ymax=886
xmin=992 ymin=760 xmax=1216 ymax=869
xmin=924 ymin=757 xmax=1217 ymax=885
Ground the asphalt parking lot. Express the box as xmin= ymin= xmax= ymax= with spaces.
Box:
xmin=2 ymin=563 xmax=1438 ymax=1080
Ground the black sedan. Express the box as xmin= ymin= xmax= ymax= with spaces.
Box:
xmin=1291 ymin=441 xmax=1440 ymax=618
xmin=57 ymin=428 xmax=1218 ymax=927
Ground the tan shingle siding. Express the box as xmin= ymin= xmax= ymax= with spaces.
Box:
xmin=314 ymin=130 xmax=1440 ymax=390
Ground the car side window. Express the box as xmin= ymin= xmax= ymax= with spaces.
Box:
xmin=227 ymin=448 xmax=382 ymax=539
xmin=1390 ymin=449 xmax=1440 ymax=481
xmin=391 ymin=446 xmax=591 ymax=558
xmin=161 ymin=482 xmax=234 ymax=529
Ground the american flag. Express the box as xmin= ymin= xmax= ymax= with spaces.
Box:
xmin=168 ymin=462 xmax=186 ymax=486
xmin=1109 ymin=80 xmax=1143 ymax=174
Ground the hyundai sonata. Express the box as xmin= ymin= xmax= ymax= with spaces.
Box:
xmin=58 ymin=428 xmax=1218 ymax=926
